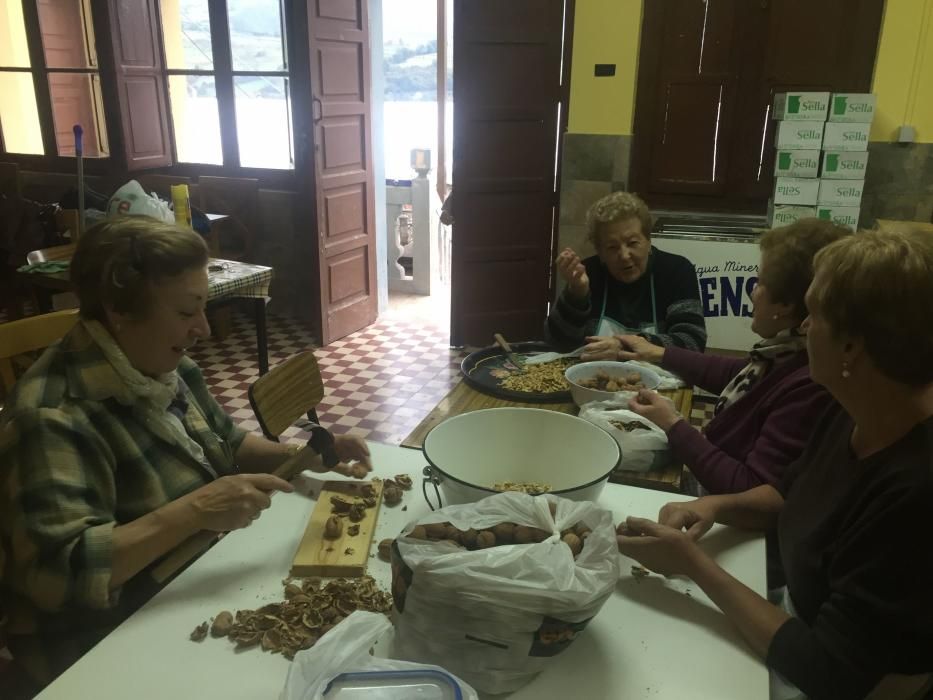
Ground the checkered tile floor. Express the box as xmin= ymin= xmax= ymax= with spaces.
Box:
xmin=189 ymin=306 xmax=464 ymax=446
xmin=188 ymin=308 xmax=715 ymax=447
xmin=1 ymin=301 xmax=715 ymax=447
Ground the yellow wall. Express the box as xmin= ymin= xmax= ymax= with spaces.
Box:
xmin=567 ymin=0 xmax=641 ymax=135
xmin=569 ymin=0 xmax=933 ymax=143
xmin=871 ymin=0 xmax=933 ymax=142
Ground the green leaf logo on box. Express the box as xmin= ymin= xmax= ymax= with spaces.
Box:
xmin=825 ymin=154 xmax=840 ymax=173
xmin=788 ymin=95 xmax=801 ymax=114
xmin=833 ymin=96 xmax=848 ymax=117
xmin=778 ymin=152 xmax=792 ymax=170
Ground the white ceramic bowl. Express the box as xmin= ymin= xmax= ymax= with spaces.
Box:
xmin=564 ymin=361 xmax=661 ymax=407
xmin=421 ymin=407 xmax=621 ymax=509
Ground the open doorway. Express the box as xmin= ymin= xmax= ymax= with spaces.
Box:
xmin=379 ymin=0 xmax=453 ymax=332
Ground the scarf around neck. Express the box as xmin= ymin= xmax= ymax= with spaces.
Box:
xmin=714 ymin=327 xmax=808 ymax=415
xmin=82 ymin=320 xmax=207 ymax=465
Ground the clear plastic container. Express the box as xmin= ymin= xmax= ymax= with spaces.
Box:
xmin=322 ymin=669 xmax=465 ymax=699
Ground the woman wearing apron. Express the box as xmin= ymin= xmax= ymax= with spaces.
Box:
xmin=618 ymin=227 xmax=933 ymax=700
xmin=546 ymin=192 xmax=707 ymax=353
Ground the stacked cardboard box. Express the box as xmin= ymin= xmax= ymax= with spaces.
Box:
xmin=816 ymin=93 xmax=874 ymax=229
xmin=771 ymin=92 xmax=829 ymax=226
xmin=769 ymin=92 xmax=875 ymax=230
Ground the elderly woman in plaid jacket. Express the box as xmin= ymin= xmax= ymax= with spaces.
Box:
xmin=0 ymin=217 xmax=370 ymax=691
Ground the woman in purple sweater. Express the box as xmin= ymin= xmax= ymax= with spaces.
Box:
xmin=585 ymin=219 xmax=851 ymax=494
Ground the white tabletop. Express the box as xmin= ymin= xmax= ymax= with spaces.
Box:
xmin=37 ymin=443 xmax=768 ymax=700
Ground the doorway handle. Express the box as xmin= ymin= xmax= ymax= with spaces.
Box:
xmin=312 ymin=96 xmax=323 ymax=123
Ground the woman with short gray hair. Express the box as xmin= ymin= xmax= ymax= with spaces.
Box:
xmin=547 ymin=191 xmax=707 ymax=353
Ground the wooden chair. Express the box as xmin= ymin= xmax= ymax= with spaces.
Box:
xmin=0 ymin=309 xmax=80 ymax=393
xmin=248 ymin=351 xmax=325 ymax=441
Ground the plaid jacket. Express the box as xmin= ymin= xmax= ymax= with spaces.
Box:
xmin=0 ymin=323 xmax=246 ymax=684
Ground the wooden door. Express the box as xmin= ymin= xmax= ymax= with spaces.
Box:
xmin=306 ymin=0 xmax=378 ymax=345
xmin=107 ymin=0 xmax=173 ymax=171
xmin=36 ymin=0 xmax=103 ymax=156
xmin=450 ymin=0 xmax=571 ymax=347
xmin=631 ymin=0 xmax=884 ymax=212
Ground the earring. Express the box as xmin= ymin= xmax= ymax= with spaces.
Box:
xmin=842 ymin=361 xmax=851 ymax=379
xmin=772 ymin=314 xmax=779 ymax=320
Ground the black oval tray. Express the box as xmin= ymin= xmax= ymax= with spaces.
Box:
xmin=460 ymin=341 xmax=573 ymax=403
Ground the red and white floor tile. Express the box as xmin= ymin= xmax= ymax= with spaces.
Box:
xmin=189 ymin=301 xmax=463 ymax=447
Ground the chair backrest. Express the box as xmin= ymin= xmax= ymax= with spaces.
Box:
xmin=0 ymin=309 xmax=80 ymax=392
xmin=248 ymin=351 xmax=325 ymax=441
xmin=26 ymin=242 xmax=76 ymax=265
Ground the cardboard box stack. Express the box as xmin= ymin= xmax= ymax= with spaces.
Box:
xmin=769 ymin=92 xmax=875 ymax=230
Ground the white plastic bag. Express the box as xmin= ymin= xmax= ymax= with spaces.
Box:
xmin=282 ymin=611 xmax=478 ymax=700
xmin=391 ymin=492 xmax=620 ymax=695
xmin=578 ymin=400 xmax=673 ymax=472
xmin=107 ymin=180 xmax=174 ymax=223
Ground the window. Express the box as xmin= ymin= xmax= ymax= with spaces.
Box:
xmin=158 ymin=0 xmax=294 ymax=170
xmin=0 ymin=0 xmax=108 ymax=158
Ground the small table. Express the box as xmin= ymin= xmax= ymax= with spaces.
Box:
xmin=34 ymin=442 xmax=768 ymax=700
xmin=401 ymin=380 xmax=693 ymax=493
xmin=18 ymin=255 xmax=274 ymax=375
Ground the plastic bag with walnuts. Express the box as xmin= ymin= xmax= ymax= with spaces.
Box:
xmin=389 ymin=492 xmax=619 ymax=695
xmin=578 ymin=400 xmax=673 ymax=473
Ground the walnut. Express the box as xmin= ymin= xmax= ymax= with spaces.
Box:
xmin=491 ymin=523 xmax=515 ymax=544
xmin=190 ymin=621 xmax=209 ymax=642
xmin=443 ymin=525 xmax=462 ymax=543
xmin=362 ymin=496 xmax=377 ymax=509
xmin=330 ymin=496 xmax=352 ymax=514
xmin=394 ymin=474 xmax=413 ymax=490
xmin=344 ymin=547 xmax=355 ymax=555
xmin=347 ymin=524 xmax=360 ymax=536
xmin=423 ymin=522 xmax=448 ymax=540
xmin=377 ymin=538 xmax=393 ymax=561
xmin=361 ymin=484 xmax=376 ymax=498
xmin=324 ymin=515 xmax=343 ymax=539
xmin=631 ymin=565 xmax=651 ymax=580
xmin=347 ymin=463 xmax=369 ymax=479
xmin=460 ymin=528 xmax=478 ymax=549
xmin=383 ymin=485 xmax=403 ymax=507
xmin=514 ymin=526 xmax=549 ymax=544
xmin=348 ymin=504 xmax=366 ymax=522
xmin=211 ymin=611 xmax=234 ymax=637
xmin=408 ymin=525 xmax=428 ymax=541
xmin=562 ymin=533 xmax=583 ymax=557
xmin=475 ymin=531 xmax=496 ymax=549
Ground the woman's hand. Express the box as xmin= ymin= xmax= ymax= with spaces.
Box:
xmin=627 ymin=389 xmax=681 ymax=431
xmin=188 ymin=473 xmax=294 ymax=532
xmin=617 ymin=335 xmax=665 ymax=364
xmin=616 ymin=516 xmax=705 ymax=577
xmin=294 ymin=434 xmax=373 ymax=478
xmin=331 ymin=434 xmax=372 ymax=479
xmin=581 ymin=335 xmax=621 ymax=361
xmin=658 ymin=499 xmax=717 ymax=541
xmin=555 ymin=248 xmax=590 ymax=299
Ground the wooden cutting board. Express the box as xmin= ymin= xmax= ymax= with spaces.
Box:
xmin=290 ymin=479 xmax=384 ymax=577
